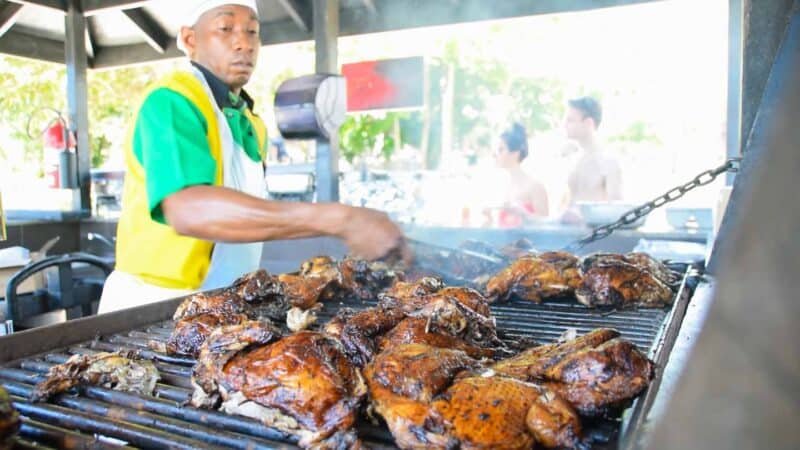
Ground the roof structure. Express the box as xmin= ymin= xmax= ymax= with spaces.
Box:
xmin=0 ymin=0 xmax=661 ymax=68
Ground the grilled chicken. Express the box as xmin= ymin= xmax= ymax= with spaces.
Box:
xmin=338 ymin=257 xmax=402 ymax=300
xmin=228 ymin=269 xmax=285 ymax=303
xmin=363 ymin=344 xmax=483 ymax=449
xmin=485 ymin=251 xmax=583 ymax=303
xmin=491 ymin=328 xmax=654 ymax=417
xmin=173 ymin=291 xmax=252 ymax=320
xmin=378 ymin=277 xmax=444 ymax=306
xmin=0 ymin=386 xmax=19 ymax=450
xmin=576 ymin=254 xmax=675 ymax=308
xmin=381 ymin=285 xmax=491 ymax=318
xmin=158 ymin=290 xmax=258 ymax=357
xmin=364 ymin=344 xmax=582 ymax=449
xmin=31 ymin=350 xmax=159 ymax=402
xmin=334 ymin=283 xmax=503 ymax=365
xmin=157 ymin=312 xmax=251 ymax=357
xmin=277 ymin=273 xmax=339 ymax=309
xmin=332 ymin=307 xmax=407 ymax=367
xmin=434 ymin=376 xmax=582 ymax=449
xmin=192 ymin=321 xmax=364 ymax=448
xmin=378 ymin=316 xmax=497 ymax=359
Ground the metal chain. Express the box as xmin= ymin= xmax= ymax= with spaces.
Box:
xmin=565 ymin=157 xmax=742 ymax=251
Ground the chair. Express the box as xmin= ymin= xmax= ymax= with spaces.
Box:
xmin=4 ymin=252 xmax=113 ymax=332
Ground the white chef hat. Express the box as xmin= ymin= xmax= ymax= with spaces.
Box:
xmin=176 ymin=0 xmax=260 ymax=55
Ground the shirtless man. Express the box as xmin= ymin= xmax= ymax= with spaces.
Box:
xmin=563 ymin=97 xmax=622 ymax=221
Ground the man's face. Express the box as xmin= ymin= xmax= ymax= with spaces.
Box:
xmin=564 ymin=106 xmax=592 ymax=141
xmin=182 ymin=5 xmax=260 ymax=92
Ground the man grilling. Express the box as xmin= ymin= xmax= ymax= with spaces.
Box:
xmin=99 ymin=0 xmax=408 ymax=313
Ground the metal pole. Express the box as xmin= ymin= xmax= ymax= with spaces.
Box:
xmin=64 ymin=0 xmax=91 ymax=214
xmin=725 ymin=0 xmax=743 ymax=185
xmin=313 ymin=0 xmax=339 ymax=202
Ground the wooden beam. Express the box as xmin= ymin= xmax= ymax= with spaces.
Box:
xmin=276 ymin=0 xmax=311 ymax=32
xmin=0 ymin=28 xmax=63 ymax=62
xmin=84 ymin=14 xmax=95 ymax=60
xmin=81 ymin=0 xmax=149 ymax=16
xmin=7 ymin=0 xmax=64 ymax=12
xmin=0 ymin=1 xmax=24 ymax=37
xmin=338 ymin=0 xmax=665 ymax=37
xmin=122 ymin=7 xmax=168 ymax=53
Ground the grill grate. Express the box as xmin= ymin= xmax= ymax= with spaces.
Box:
xmin=0 ymin=269 xmax=693 ymax=450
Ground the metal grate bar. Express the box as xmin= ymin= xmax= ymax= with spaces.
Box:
xmin=20 ymin=418 xmax=136 ymax=449
xmin=9 ymin=395 xmax=227 ymax=450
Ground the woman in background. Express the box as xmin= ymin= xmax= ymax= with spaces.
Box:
xmin=494 ymin=123 xmax=549 ymax=227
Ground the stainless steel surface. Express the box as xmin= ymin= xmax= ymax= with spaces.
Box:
xmin=0 ymin=267 xmax=696 ymax=449
xmin=652 ymin=4 xmax=800 ymax=449
xmin=619 ymin=267 xmax=701 ymax=449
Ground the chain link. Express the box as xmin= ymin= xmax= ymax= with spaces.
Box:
xmin=565 ymin=157 xmax=741 ymax=251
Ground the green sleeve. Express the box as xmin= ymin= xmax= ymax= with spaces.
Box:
xmin=132 ymin=88 xmax=217 ymax=224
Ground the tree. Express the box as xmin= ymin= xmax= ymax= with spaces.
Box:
xmin=0 ymin=55 xmax=178 ymax=175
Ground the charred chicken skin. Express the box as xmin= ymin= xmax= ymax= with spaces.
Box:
xmin=377 ymin=316 xmax=497 ymax=359
xmin=160 ymin=312 xmax=251 ymax=357
xmin=333 ymin=307 xmax=407 ymax=367
xmin=157 ymin=290 xmax=257 ymax=357
xmin=333 ymin=282 xmax=504 ymax=365
xmin=228 ymin=269 xmax=285 ymax=303
xmin=576 ymin=254 xmax=675 ymax=308
xmin=338 ymin=257 xmax=402 ymax=300
xmin=364 ymin=344 xmax=582 ymax=449
xmin=172 ymin=291 xmax=252 ymax=320
xmin=485 ymin=252 xmax=583 ymax=303
xmin=0 ymin=386 xmax=20 ymax=450
xmin=31 ymin=350 xmax=159 ymax=402
xmin=378 ymin=277 xmax=444 ymax=306
xmin=192 ymin=322 xmax=365 ymax=448
xmin=491 ymin=328 xmax=655 ymax=417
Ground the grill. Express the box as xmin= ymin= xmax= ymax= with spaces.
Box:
xmin=0 ymin=266 xmax=698 ymax=450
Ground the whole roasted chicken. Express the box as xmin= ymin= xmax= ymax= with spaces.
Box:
xmin=191 ymin=320 xmax=366 ymax=449
xmin=576 ymin=253 xmax=676 ymax=308
xmin=485 ymin=252 xmax=583 ymax=303
xmin=0 ymin=386 xmax=19 ymax=450
xmin=31 ymin=350 xmax=160 ymax=402
xmin=491 ymin=328 xmax=655 ymax=416
xmin=364 ymin=343 xmax=583 ymax=449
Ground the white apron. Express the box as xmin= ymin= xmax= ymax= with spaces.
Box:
xmin=98 ymin=67 xmax=266 ymax=314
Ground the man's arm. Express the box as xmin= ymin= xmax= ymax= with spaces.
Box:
xmin=162 ymin=185 xmax=406 ymax=261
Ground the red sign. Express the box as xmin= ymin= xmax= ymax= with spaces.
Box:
xmin=342 ymin=56 xmax=424 ymax=111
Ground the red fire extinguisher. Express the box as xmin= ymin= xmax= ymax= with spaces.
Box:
xmin=43 ymin=118 xmax=77 ymax=189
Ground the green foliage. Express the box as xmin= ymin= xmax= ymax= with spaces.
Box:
xmin=339 ymin=113 xmax=402 ymax=163
xmin=0 ymin=56 xmax=66 ymax=173
xmin=0 ymin=55 xmax=174 ymax=174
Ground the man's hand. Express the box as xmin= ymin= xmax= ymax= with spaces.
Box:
xmin=337 ymin=207 xmax=411 ymax=264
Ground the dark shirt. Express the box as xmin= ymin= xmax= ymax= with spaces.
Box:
xmin=191 ymin=61 xmax=255 ymax=111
